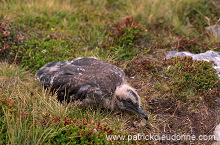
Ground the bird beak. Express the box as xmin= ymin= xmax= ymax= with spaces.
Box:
xmin=137 ymin=107 xmax=148 ymax=120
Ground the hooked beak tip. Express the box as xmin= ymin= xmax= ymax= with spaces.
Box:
xmin=144 ymin=115 xmax=148 ymax=120
xmin=138 ymin=108 xmax=148 ymax=121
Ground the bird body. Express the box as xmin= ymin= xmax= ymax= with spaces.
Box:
xmin=36 ymin=57 xmax=148 ymax=120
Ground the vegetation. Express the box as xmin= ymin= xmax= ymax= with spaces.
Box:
xmin=163 ymin=56 xmax=219 ymax=104
xmin=0 ymin=63 xmax=130 ymax=144
xmin=0 ymin=0 xmax=220 ymax=144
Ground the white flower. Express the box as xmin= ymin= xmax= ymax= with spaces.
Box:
xmin=41 ymin=50 xmax=47 ymax=53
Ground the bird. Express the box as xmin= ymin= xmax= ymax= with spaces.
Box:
xmin=36 ymin=57 xmax=148 ymax=120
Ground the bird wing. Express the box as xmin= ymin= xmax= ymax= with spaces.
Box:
xmin=36 ymin=58 xmax=125 ymax=102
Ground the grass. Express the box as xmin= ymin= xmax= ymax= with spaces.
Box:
xmin=0 ymin=0 xmax=220 ymax=144
xmin=0 ymin=62 xmax=131 ymax=144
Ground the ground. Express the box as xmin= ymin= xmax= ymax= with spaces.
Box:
xmin=0 ymin=0 xmax=220 ymax=144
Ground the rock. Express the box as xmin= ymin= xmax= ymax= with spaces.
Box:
xmin=205 ymin=25 xmax=220 ymax=39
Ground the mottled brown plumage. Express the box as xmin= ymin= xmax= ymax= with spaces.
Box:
xmin=36 ymin=57 xmax=148 ymax=120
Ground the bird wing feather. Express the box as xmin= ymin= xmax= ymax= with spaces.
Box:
xmin=36 ymin=58 xmax=125 ymax=102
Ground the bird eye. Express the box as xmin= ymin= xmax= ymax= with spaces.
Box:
xmin=127 ymin=100 xmax=132 ymax=104
xmin=116 ymin=95 xmax=121 ymax=101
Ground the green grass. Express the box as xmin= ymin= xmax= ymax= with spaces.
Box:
xmin=1 ymin=0 xmax=219 ymax=70
xmin=1 ymin=0 xmax=220 ymax=144
xmin=0 ymin=63 xmax=130 ymax=144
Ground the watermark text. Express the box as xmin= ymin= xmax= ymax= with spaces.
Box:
xmin=106 ymin=133 xmax=216 ymax=141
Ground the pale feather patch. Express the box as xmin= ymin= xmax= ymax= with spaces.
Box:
xmin=114 ymin=84 xmax=141 ymax=107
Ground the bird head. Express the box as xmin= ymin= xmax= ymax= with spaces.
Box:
xmin=114 ymin=84 xmax=148 ymax=120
